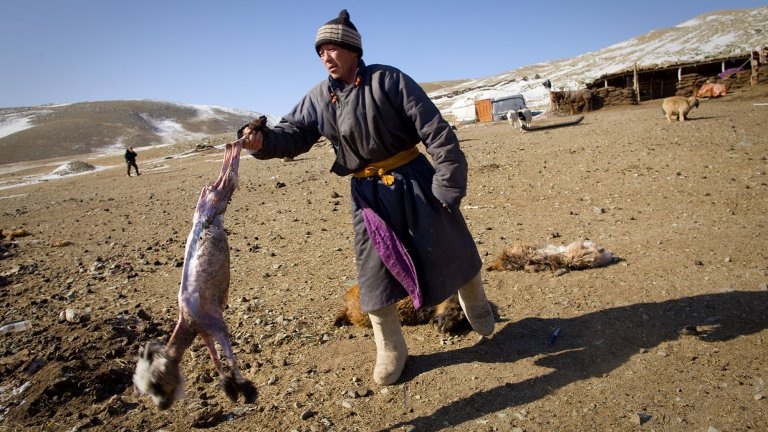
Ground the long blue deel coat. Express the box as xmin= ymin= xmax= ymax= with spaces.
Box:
xmin=251 ymin=60 xmax=482 ymax=312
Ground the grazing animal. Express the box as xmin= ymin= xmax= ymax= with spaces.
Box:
xmin=553 ymin=89 xmax=593 ymax=114
xmin=661 ymin=95 xmax=699 ymax=122
xmin=507 ymin=108 xmax=532 ymax=130
xmin=334 ymin=284 xmax=471 ymax=334
xmin=487 ymin=240 xmax=616 ymax=273
xmin=133 ymin=135 xmax=257 ymax=410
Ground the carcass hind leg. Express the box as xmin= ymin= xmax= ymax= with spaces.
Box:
xmin=200 ymin=334 xmax=236 ymax=400
xmin=213 ymin=333 xmax=257 ymax=403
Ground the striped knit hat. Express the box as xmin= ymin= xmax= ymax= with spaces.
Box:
xmin=315 ymin=9 xmax=363 ymax=57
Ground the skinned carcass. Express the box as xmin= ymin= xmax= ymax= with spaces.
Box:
xmin=133 ymin=133 xmax=257 ymax=410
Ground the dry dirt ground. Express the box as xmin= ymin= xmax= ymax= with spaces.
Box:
xmin=1 ymin=88 xmax=767 ymax=432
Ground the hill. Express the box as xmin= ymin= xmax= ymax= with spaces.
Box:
xmin=0 ymin=101 xmax=267 ymax=165
xmin=427 ymin=6 xmax=768 ymax=116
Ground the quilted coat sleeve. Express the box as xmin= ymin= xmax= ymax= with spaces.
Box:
xmin=388 ymin=69 xmax=468 ymax=207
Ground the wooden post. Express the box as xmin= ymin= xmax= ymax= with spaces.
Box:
xmin=633 ymin=63 xmax=640 ymax=104
xmin=752 ymin=48 xmax=760 ymax=86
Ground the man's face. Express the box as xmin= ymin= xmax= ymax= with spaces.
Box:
xmin=318 ymin=43 xmax=358 ymax=84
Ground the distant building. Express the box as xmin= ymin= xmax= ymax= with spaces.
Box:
xmin=587 ymin=46 xmax=766 ymax=103
xmin=468 ymin=95 xmax=527 ymax=123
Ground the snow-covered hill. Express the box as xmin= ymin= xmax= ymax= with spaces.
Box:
xmin=0 ymin=100 xmax=274 ymax=165
xmin=428 ymin=6 xmax=767 ymax=116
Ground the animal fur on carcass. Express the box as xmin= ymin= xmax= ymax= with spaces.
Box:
xmin=133 ymin=134 xmax=257 ymax=410
xmin=487 ymin=240 xmax=617 ymax=273
xmin=334 ymin=284 xmax=471 ymax=334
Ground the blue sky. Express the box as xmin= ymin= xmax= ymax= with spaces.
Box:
xmin=1 ymin=0 xmax=766 ymax=117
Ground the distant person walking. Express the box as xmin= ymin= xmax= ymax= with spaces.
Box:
xmin=125 ymin=147 xmax=140 ymax=177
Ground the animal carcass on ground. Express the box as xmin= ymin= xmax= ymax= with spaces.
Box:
xmin=133 ymin=130 xmax=259 ymax=410
xmin=334 ymin=284 xmax=471 ymax=334
xmin=487 ymin=240 xmax=617 ymax=273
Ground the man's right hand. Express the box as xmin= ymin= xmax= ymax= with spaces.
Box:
xmin=237 ymin=116 xmax=268 ymax=152
xmin=240 ymin=129 xmax=264 ymax=152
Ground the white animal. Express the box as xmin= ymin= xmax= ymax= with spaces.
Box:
xmin=507 ymin=108 xmax=532 ymax=131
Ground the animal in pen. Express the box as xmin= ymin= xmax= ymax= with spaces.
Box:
xmin=548 ymin=91 xmax=561 ymax=112
xmin=551 ymin=89 xmax=593 ymax=114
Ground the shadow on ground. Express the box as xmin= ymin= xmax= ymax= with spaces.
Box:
xmin=385 ymin=290 xmax=768 ymax=431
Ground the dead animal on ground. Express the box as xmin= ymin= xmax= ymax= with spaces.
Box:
xmin=334 ymin=284 xmax=471 ymax=334
xmin=552 ymin=89 xmax=592 ymax=114
xmin=661 ymin=95 xmax=699 ymax=122
xmin=133 ymin=129 xmax=261 ymax=410
xmin=487 ymin=240 xmax=617 ymax=273
xmin=507 ymin=108 xmax=532 ymax=130
xmin=2 ymin=228 xmax=31 ymax=240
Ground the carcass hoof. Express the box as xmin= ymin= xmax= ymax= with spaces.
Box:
xmin=222 ymin=375 xmax=258 ymax=403
xmin=240 ymin=380 xmax=258 ymax=403
xmin=223 ymin=376 xmax=239 ymax=402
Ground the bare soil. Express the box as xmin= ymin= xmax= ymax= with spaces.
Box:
xmin=1 ymin=88 xmax=767 ymax=432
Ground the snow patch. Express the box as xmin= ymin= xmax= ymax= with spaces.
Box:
xmin=51 ymin=161 xmax=97 ymax=176
xmin=676 ymin=17 xmax=703 ymax=28
xmin=0 ymin=113 xmax=35 ymax=139
xmin=138 ymin=113 xmax=207 ymax=144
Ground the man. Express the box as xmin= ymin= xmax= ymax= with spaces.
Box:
xmin=125 ymin=147 xmax=140 ymax=177
xmin=239 ymin=9 xmax=494 ymax=385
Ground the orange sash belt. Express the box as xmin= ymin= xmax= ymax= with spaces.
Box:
xmin=352 ymin=146 xmax=421 ymax=186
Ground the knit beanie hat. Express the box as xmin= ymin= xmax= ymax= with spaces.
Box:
xmin=315 ymin=9 xmax=363 ymax=57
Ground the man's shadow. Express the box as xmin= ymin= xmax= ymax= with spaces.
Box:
xmin=385 ymin=290 xmax=768 ymax=431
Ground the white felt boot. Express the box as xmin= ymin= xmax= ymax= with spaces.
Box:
xmin=368 ymin=303 xmax=408 ymax=385
xmin=458 ymin=273 xmax=495 ymax=337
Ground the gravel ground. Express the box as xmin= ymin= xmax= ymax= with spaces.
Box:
xmin=0 ymin=87 xmax=766 ymax=431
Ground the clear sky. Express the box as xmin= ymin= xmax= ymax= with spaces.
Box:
xmin=1 ymin=0 xmax=766 ymax=117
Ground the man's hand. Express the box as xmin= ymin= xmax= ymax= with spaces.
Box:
xmin=237 ymin=116 xmax=268 ymax=152
xmin=240 ymin=129 xmax=264 ymax=152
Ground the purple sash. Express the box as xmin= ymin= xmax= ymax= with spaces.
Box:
xmin=360 ymin=206 xmax=423 ymax=309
